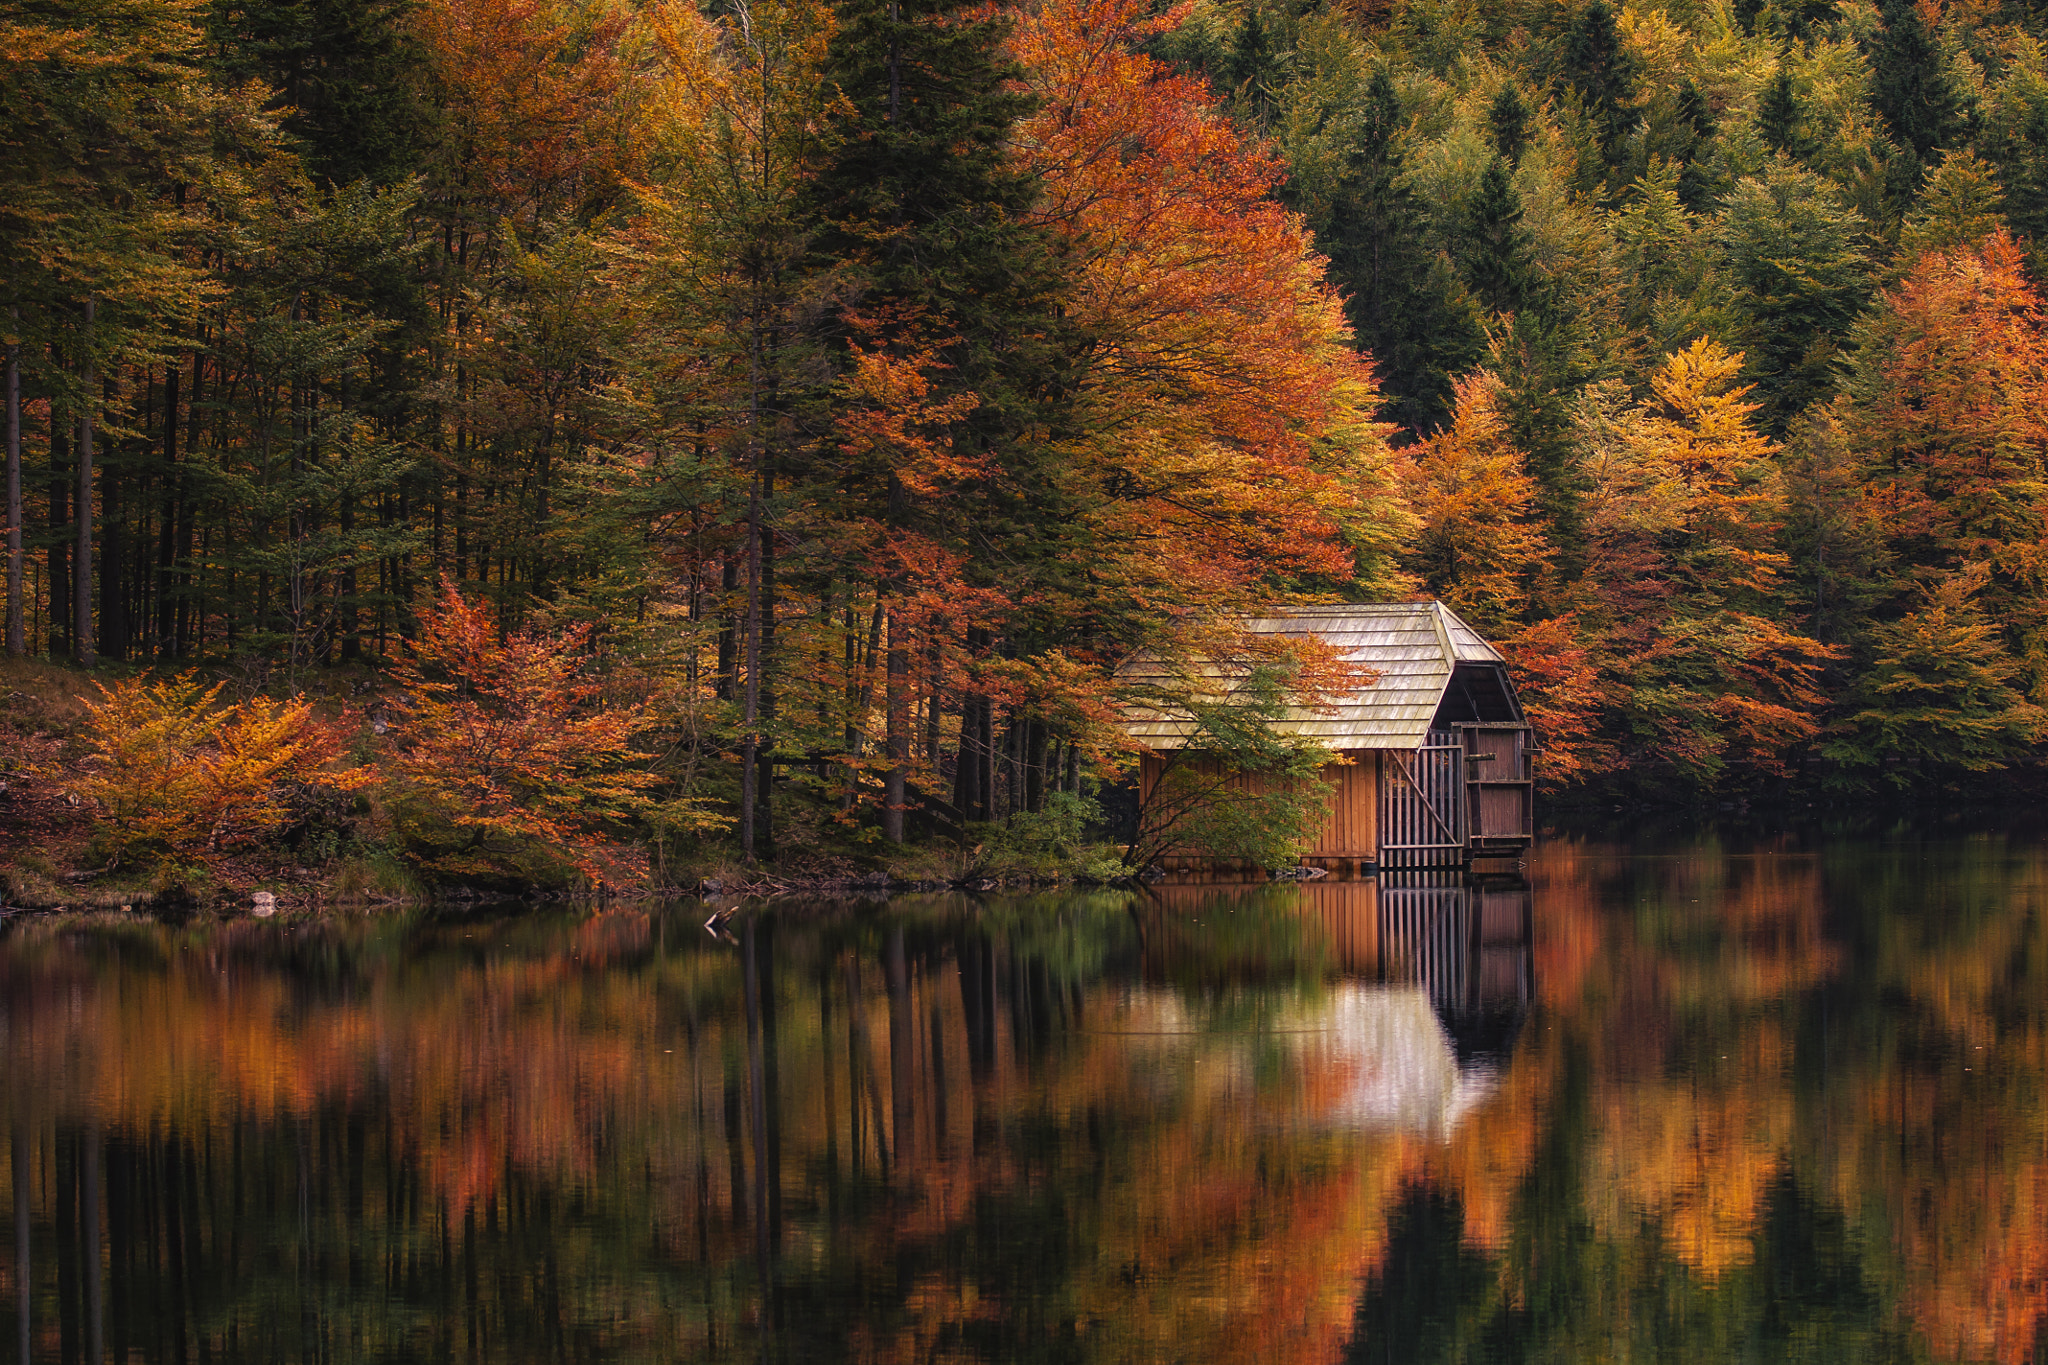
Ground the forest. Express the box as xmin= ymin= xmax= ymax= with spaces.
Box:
xmin=7 ymin=0 xmax=2048 ymax=885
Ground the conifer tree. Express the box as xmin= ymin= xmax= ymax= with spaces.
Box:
xmin=205 ymin=0 xmax=433 ymax=186
xmin=1718 ymin=163 xmax=1874 ymax=429
xmin=1758 ymin=69 xmax=1817 ymax=163
xmin=1227 ymin=1 xmax=1281 ymax=127
xmin=812 ymin=0 xmax=1070 ymax=840
xmin=1488 ymin=82 xmax=1532 ymax=166
xmin=1461 ymin=158 xmax=1539 ymax=315
xmin=1898 ymin=152 xmax=2006 ymax=258
xmin=1283 ymin=68 xmax=1481 ymax=435
xmin=1870 ymin=0 xmax=1977 ymax=202
xmin=1673 ymin=78 xmax=1721 ymax=210
xmin=1558 ymin=0 xmax=1637 ymax=175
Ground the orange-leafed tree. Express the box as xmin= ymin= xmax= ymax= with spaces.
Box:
xmin=77 ymin=675 xmax=362 ymax=867
xmin=1581 ymin=340 xmax=1835 ymax=784
xmin=384 ymin=578 xmax=654 ymax=876
xmin=1846 ymin=229 xmax=2048 ymax=655
xmin=1499 ymin=615 xmax=1612 ymax=789
xmin=1010 ymin=0 xmax=1413 ymax=646
xmin=1401 ymin=369 xmax=1554 ymax=636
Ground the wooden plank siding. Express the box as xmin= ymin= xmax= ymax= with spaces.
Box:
xmin=1137 ymin=750 xmax=1379 ymax=864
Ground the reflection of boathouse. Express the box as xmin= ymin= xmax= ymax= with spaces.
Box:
xmin=1121 ymin=602 xmax=1536 ymax=869
xmin=1139 ymin=875 xmax=1536 ymax=1128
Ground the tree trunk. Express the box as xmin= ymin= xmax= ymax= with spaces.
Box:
xmin=883 ymin=603 xmax=907 ymax=844
xmin=738 ymin=474 xmax=764 ymax=862
xmin=100 ymin=466 xmax=122 ymax=661
xmin=951 ymin=690 xmax=981 ymax=819
xmin=48 ymin=393 xmax=68 ymax=658
xmin=74 ymin=298 xmax=94 ymax=667
xmin=756 ymin=468 xmax=777 ymax=854
xmin=981 ymin=694 xmax=997 ymax=820
xmin=1025 ymin=718 xmax=1048 ymax=813
xmin=5 ymin=309 xmax=21 ymax=656
xmin=717 ymin=550 xmax=738 ymax=702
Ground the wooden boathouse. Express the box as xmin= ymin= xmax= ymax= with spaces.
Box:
xmin=1122 ymin=602 xmax=1536 ymax=870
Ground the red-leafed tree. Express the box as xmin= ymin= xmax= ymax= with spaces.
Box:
xmin=384 ymin=578 xmax=654 ymax=876
xmin=1847 ymin=229 xmax=2048 ymax=654
xmin=1009 ymin=0 xmax=1413 ymax=650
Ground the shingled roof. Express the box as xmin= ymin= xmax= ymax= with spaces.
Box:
xmin=1118 ymin=601 xmax=1515 ymax=752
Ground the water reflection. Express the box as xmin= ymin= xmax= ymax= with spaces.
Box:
xmin=1 ymin=835 xmax=2046 ymax=1361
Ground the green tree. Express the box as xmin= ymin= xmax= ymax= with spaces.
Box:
xmin=1898 ymin=151 xmax=2005 ymax=258
xmin=1488 ymin=81 xmax=1532 ymax=165
xmin=1557 ymin=0 xmax=1637 ymax=176
xmin=1717 ymin=163 xmax=1874 ymax=430
xmin=1869 ymin=0 xmax=1977 ymax=204
xmin=1759 ymin=68 xmax=1818 ymax=163
xmin=1280 ymin=63 xmax=1482 ymax=435
xmin=1824 ymin=570 xmax=2046 ymax=787
xmin=1673 ymin=78 xmax=1722 ymax=210
xmin=811 ymin=0 xmax=1072 ymax=842
xmin=204 ymin=0 xmax=433 ymax=186
xmin=1126 ymin=662 xmax=1339 ymax=872
xmin=1460 ymin=157 xmax=1539 ymax=315
xmin=1226 ymin=0 xmax=1281 ymax=127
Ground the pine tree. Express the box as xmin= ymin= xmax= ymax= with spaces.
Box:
xmin=1461 ymin=157 xmax=1539 ymax=315
xmin=812 ymin=0 xmax=1070 ymax=841
xmin=1280 ymin=67 xmax=1482 ymax=435
xmin=205 ymin=0 xmax=434 ymax=186
xmin=1717 ymin=163 xmax=1874 ymax=430
xmin=1984 ymin=82 xmax=2048 ymax=274
xmin=1488 ymin=81 xmax=1532 ymax=165
xmin=1899 ymin=152 xmax=2006 ymax=258
xmin=1824 ymin=570 xmax=2045 ymax=787
xmin=1870 ymin=0 xmax=1977 ymax=201
xmin=1674 ymin=78 xmax=1721 ymax=210
xmin=1558 ymin=0 xmax=1637 ymax=175
xmin=1228 ymin=1 xmax=1281 ymax=127
xmin=1758 ymin=68 xmax=1816 ymax=162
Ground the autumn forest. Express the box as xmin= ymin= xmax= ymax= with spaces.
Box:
xmin=9 ymin=0 xmax=2048 ymax=881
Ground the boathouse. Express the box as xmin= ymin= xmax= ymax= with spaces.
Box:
xmin=1121 ymin=602 xmax=1536 ymax=869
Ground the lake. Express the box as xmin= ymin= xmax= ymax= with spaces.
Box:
xmin=3 ymin=826 xmax=2046 ymax=1362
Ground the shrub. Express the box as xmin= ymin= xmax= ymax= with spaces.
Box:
xmin=383 ymin=578 xmax=658 ymax=876
xmin=77 ymin=673 xmax=363 ymax=868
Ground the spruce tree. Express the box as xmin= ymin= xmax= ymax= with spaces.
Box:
xmin=1718 ymin=164 xmax=1873 ymax=430
xmin=1284 ymin=69 xmax=1482 ymax=435
xmin=1870 ymin=0 xmax=1977 ymax=200
xmin=1559 ymin=0 xmax=1637 ymax=174
xmin=1461 ymin=158 xmax=1539 ymax=315
xmin=812 ymin=0 xmax=1062 ymax=407
xmin=1674 ymin=79 xmax=1722 ymax=210
xmin=1759 ymin=69 xmax=1817 ymax=162
xmin=1228 ymin=2 xmax=1281 ymax=127
xmin=206 ymin=0 xmax=433 ymax=187
xmin=1488 ymin=82 xmax=1532 ymax=165
xmin=811 ymin=0 xmax=1073 ymax=840
xmin=1824 ymin=572 xmax=2046 ymax=789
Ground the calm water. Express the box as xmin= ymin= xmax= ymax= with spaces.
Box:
xmin=3 ymin=830 xmax=2047 ymax=1362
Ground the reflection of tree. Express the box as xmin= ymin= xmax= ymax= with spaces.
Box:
xmin=6 ymin=837 xmax=2048 ymax=1362
xmin=1345 ymin=1182 xmax=1495 ymax=1363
